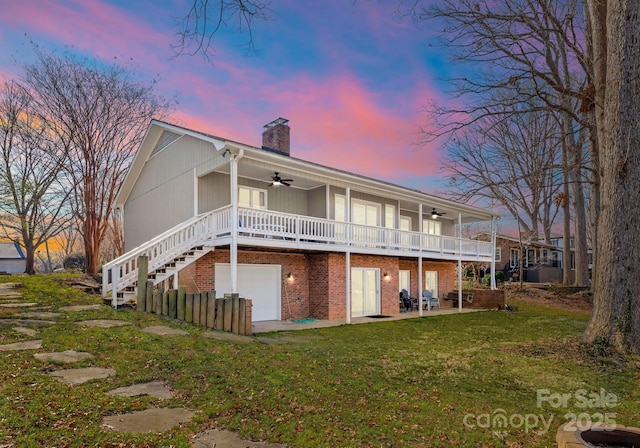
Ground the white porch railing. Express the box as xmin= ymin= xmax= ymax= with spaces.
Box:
xmin=234 ymin=207 xmax=493 ymax=258
xmin=102 ymin=209 xmax=219 ymax=306
xmin=103 ymin=205 xmax=492 ymax=306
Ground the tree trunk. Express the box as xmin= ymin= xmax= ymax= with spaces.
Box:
xmin=585 ymin=0 xmax=640 ymax=353
xmin=561 ymin=142 xmax=573 ymax=284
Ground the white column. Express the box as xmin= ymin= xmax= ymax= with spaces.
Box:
xmin=326 ymin=184 xmax=330 ymax=219
xmin=193 ymin=168 xmax=198 ymax=216
xmin=346 ymin=251 xmax=351 ymax=324
xmin=418 ymin=257 xmax=423 ymax=316
xmin=458 ymin=212 xmax=463 ymax=312
xmin=230 ymin=155 xmax=239 ymax=293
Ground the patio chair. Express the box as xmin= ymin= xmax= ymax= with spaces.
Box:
xmin=422 ymin=290 xmax=440 ymax=311
xmin=400 ymin=289 xmax=418 ymax=311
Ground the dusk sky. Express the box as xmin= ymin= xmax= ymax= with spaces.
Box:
xmin=0 ymin=0 xmax=460 ymax=195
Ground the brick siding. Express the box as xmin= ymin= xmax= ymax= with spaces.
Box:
xmin=187 ymin=249 xmax=459 ymax=320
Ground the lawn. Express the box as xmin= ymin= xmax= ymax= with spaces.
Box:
xmin=1 ymin=275 xmax=638 ymax=447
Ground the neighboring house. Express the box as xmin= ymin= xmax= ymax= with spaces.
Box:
xmin=103 ymin=118 xmax=499 ymax=322
xmin=546 ymin=233 xmax=593 ymax=282
xmin=0 ymin=240 xmax=26 ymax=274
xmin=489 ymin=234 xmax=563 ymax=283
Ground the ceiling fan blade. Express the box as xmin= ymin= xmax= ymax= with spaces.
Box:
xmin=281 ymin=181 xmax=291 ymax=186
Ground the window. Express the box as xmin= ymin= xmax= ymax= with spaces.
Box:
xmin=424 ymin=271 xmax=438 ymax=297
xmin=400 ymin=216 xmax=411 ymax=231
xmin=335 ymin=194 xmax=346 ymax=222
xmin=495 ymin=247 xmax=502 ymax=262
xmin=510 ymin=248 xmax=520 ymax=269
xmin=526 ymin=248 xmax=536 ymax=267
xmin=352 ymin=199 xmax=380 ymax=226
xmin=422 ymin=219 xmax=441 ymax=235
xmin=399 ymin=270 xmax=410 ymax=293
xmin=238 ymin=186 xmax=266 ymax=209
xmin=384 ymin=204 xmax=395 ymax=229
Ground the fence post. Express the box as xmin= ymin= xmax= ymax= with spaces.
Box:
xmin=193 ymin=293 xmax=201 ymax=325
xmin=145 ymin=281 xmax=153 ymax=313
xmin=162 ymin=290 xmax=169 ymax=316
xmin=244 ymin=299 xmax=252 ymax=336
xmin=206 ymin=291 xmax=216 ymax=328
xmin=238 ymin=298 xmax=246 ymax=335
xmin=136 ymin=256 xmax=148 ymax=312
xmin=168 ymin=289 xmax=177 ymax=319
xmin=232 ymin=294 xmax=240 ymax=333
xmin=185 ymin=293 xmax=193 ymax=323
xmin=177 ymin=287 xmax=186 ymax=321
xmin=215 ymin=298 xmax=224 ymax=330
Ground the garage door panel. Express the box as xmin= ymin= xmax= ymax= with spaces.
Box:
xmin=215 ymin=263 xmax=280 ymax=321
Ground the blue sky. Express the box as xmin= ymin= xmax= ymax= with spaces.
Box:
xmin=0 ymin=0 xmax=460 ymax=194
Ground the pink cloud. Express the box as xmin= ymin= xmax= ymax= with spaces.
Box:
xmin=173 ymin=67 xmax=446 ymax=186
xmin=2 ymin=0 xmax=171 ymax=70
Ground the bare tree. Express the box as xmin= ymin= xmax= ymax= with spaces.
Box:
xmin=0 ymin=80 xmax=73 ymax=274
xmin=412 ymin=0 xmax=592 ymax=285
xmin=173 ymin=0 xmax=274 ymax=61
xmin=22 ymin=48 xmax=174 ymax=274
xmin=442 ymin=97 xmax=563 ymax=242
xmin=584 ymin=0 xmax=640 ymax=353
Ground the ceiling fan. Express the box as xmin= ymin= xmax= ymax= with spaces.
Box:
xmin=431 ymin=208 xmax=446 ymax=219
xmin=269 ymin=172 xmax=293 ymax=187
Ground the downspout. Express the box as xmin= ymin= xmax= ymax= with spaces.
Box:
xmin=230 ymin=148 xmax=245 ymax=293
xmin=458 ymin=212 xmax=463 ymax=313
xmin=490 ymin=217 xmax=497 ymax=290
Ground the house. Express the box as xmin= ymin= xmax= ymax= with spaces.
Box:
xmin=491 ymin=234 xmax=563 ymax=283
xmin=103 ymin=118 xmax=499 ymax=322
xmin=0 ymin=240 xmax=26 ymax=274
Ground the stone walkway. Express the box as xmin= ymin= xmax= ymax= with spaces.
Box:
xmin=0 ymin=280 xmax=285 ymax=446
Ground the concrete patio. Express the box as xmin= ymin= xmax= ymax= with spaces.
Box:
xmin=251 ymin=306 xmax=485 ymax=333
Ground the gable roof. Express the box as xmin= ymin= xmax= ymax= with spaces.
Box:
xmin=0 ymin=241 xmax=26 ymax=259
xmin=117 ymin=120 xmax=500 ymax=224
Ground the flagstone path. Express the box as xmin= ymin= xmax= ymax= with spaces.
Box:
xmin=0 ymin=280 xmax=284 ymax=446
xmin=35 ymin=349 xmax=94 ymax=363
xmin=192 ymin=429 xmax=286 ymax=448
xmin=13 ymin=326 xmax=37 ymax=337
xmin=75 ymin=319 xmax=133 ymax=328
xmin=106 ymin=380 xmax=174 ymax=399
xmin=102 ymin=407 xmax=196 ymax=434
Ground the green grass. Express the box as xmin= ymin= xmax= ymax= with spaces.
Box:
xmin=1 ymin=274 xmax=639 ymax=447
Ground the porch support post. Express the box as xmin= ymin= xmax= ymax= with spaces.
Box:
xmin=458 ymin=212 xmax=463 ymax=313
xmin=325 ymin=184 xmax=330 ymax=219
xmin=490 ymin=216 xmax=497 ymax=290
xmin=418 ymin=257 xmax=423 ymax=316
xmin=346 ymin=251 xmax=351 ymax=324
xmin=193 ymin=168 xmax=198 ymax=216
xmin=229 ymin=149 xmax=244 ymax=293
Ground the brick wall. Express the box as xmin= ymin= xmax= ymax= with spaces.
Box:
xmin=188 ymin=249 xmax=461 ymax=320
xmin=398 ymin=259 xmax=457 ymax=300
xmin=189 ymin=249 xmax=310 ymax=320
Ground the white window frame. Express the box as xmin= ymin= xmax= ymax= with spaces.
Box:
xmin=352 ymin=198 xmax=381 ymax=227
xmin=495 ymin=247 xmax=502 ymax=262
xmin=384 ymin=204 xmax=396 ymax=229
xmin=238 ymin=186 xmax=267 ymax=209
xmin=510 ymin=248 xmax=520 ymax=269
xmin=399 ymin=270 xmax=410 ymax=293
xmin=422 ymin=219 xmax=442 ymax=235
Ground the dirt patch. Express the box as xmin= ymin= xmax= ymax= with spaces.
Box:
xmin=506 ymin=285 xmax=592 ymax=313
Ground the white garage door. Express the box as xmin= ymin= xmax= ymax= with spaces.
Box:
xmin=215 ymin=263 xmax=281 ymax=322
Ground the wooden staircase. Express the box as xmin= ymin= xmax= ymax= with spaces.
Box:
xmin=102 ymin=211 xmax=218 ymax=307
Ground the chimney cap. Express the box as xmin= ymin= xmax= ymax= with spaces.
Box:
xmin=263 ymin=117 xmax=289 ymax=129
